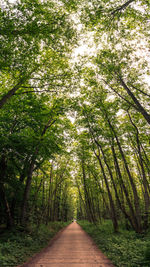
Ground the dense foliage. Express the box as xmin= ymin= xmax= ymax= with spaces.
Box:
xmin=0 ymin=0 xmax=150 ymax=266
xmin=73 ymin=0 xmax=150 ymax=234
xmin=0 ymin=221 xmax=69 ymax=266
xmin=79 ymin=220 xmax=150 ymax=267
xmin=0 ymin=0 xmax=76 ymax=228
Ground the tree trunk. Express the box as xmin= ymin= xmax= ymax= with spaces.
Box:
xmin=47 ymin=164 xmax=53 ymax=224
xmin=76 ymin=179 xmax=87 ymax=220
xmin=0 ymin=154 xmax=14 ymax=227
xmin=81 ymin=160 xmax=96 ymax=223
xmin=111 ymin=142 xmax=142 ymax=232
xmin=111 ymin=0 xmax=135 ymax=15
xmin=95 ymin=150 xmax=118 ymax=232
xmin=0 ymin=68 xmax=37 ymax=109
xmin=128 ymin=112 xmax=150 ymax=229
xmin=21 ymin=159 xmax=35 ymax=225
xmin=106 ymin=117 xmax=142 ymax=233
xmin=0 ymin=80 xmax=24 ymax=109
xmin=118 ymin=76 xmax=150 ymax=125
xmin=0 ymin=185 xmax=14 ymax=228
xmin=98 ymin=141 xmax=136 ymax=230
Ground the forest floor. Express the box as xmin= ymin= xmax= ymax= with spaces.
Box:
xmin=0 ymin=220 xmax=150 ymax=266
xmin=0 ymin=222 xmax=69 ymax=267
xmin=79 ymin=220 xmax=150 ymax=267
xmin=19 ymin=222 xmax=115 ymax=267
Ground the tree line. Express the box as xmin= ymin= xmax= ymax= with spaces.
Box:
xmin=0 ymin=0 xmax=149 ymax=233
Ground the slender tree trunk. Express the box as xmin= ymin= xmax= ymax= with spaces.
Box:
xmin=76 ymin=179 xmax=87 ymax=220
xmin=81 ymin=160 xmax=96 ymax=223
xmin=98 ymin=141 xmax=136 ymax=230
xmin=95 ymin=150 xmax=118 ymax=232
xmin=106 ymin=118 xmax=142 ymax=232
xmin=47 ymin=164 xmax=53 ymax=224
xmin=10 ymin=157 xmax=30 ymax=221
xmin=141 ymin=144 xmax=150 ymax=172
xmin=41 ymin=180 xmax=45 ymax=223
xmin=88 ymin=184 xmax=97 ymax=222
xmin=0 ymin=185 xmax=14 ymax=228
xmin=128 ymin=112 xmax=150 ymax=229
xmin=21 ymin=158 xmax=36 ymax=225
xmin=0 ymin=80 xmax=24 ymax=109
xmin=111 ymin=143 xmax=141 ymax=232
xmin=89 ymin=170 xmax=102 ymax=221
xmin=28 ymin=177 xmax=43 ymax=219
xmin=0 ymin=154 xmax=14 ymax=227
xmin=111 ymin=0 xmax=135 ymax=15
xmin=90 ymin=170 xmax=109 ymax=219
xmin=118 ymin=76 xmax=150 ymax=124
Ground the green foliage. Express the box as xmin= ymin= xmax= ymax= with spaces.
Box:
xmin=79 ymin=220 xmax=150 ymax=267
xmin=144 ymin=243 xmax=150 ymax=262
xmin=0 ymin=222 xmax=69 ymax=267
xmin=0 ymin=0 xmax=149 ymax=264
xmin=0 ymin=0 xmax=75 ymax=72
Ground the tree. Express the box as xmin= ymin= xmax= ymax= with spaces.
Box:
xmin=0 ymin=0 xmax=76 ymax=108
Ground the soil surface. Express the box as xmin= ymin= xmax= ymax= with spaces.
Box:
xmin=20 ymin=222 xmax=115 ymax=267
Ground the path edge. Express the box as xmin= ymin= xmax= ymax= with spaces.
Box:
xmin=77 ymin=222 xmax=115 ymax=266
xmin=17 ymin=222 xmax=72 ymax=267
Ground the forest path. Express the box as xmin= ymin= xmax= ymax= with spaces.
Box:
xmin=21 ymin=222 xmax=115 ymax=267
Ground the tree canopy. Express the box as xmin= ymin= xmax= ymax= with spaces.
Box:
xmin=0 ymin=0 xmax=150 ymax=233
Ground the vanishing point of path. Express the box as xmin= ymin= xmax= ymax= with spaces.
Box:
xmin=21 ymin=222 xmax=115 ymax=267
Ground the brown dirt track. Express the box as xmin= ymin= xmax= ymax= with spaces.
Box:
xmin=20 ymin=222 xmax=115 ymax=267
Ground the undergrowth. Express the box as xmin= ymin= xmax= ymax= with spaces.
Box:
xmin=79 ymin=220 xmax=150 ymax=267
xmin=0 ymin=221 xmax=69 ymax=267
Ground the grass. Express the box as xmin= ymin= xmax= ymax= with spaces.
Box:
xmin=78 ymin=220 xmax=150 ymax=267
xmin=0 ymin=221 xmax=70 ymax=267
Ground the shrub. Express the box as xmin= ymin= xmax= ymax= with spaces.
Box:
xmin=0 ymin=221 xmax=69 ymax=267
xmin=79 ymin=220 xmax=150 ymax=267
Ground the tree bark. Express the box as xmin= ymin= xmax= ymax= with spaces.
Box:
xmin=111 ymin=0 xmax=135 ymax=15
xmin=111 ymin=143 xmax=140 ymax=231
xmin=0 ymin=185 xmax=14 ymax=228
xmin=76 ymin=179 xmax=87 ymax=220
xmin=47 ymin=164 xmax=53 ymax=224
xmin=0 ymin=68 xmax=37 ymax=109
xmin=94 ymin=149 xmax=118 ymax=232
xmin=128 ymin=112 xmax=150 ymax=229
xmin=0 ymin=80 xmax=24 ymax=109
xmin=97 ymin=141 xmax=136 ymax=230
xmin=21 ymin=155 xmax=36 ymax=225
xmin=118 ymin=76 xmax=150 ymax=125
xmin=105 ymin=116 xmax=142 ymax=232
xmin=0 ymin=154 xmax=14 ymax=227
xmin=81 ymin=160 xmax=96 ymax=223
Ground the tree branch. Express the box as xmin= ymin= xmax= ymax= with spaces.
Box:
xmin=111 ymin=0 xmax=135 ymax=15
xmin=16 ymin=90 xmax=57 ymax=95
xmin=129 ymin=83 xmax=150 ymax=98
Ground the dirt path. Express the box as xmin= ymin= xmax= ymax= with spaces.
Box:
xmin=21 ymin=222 xmax=115 ymax=267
